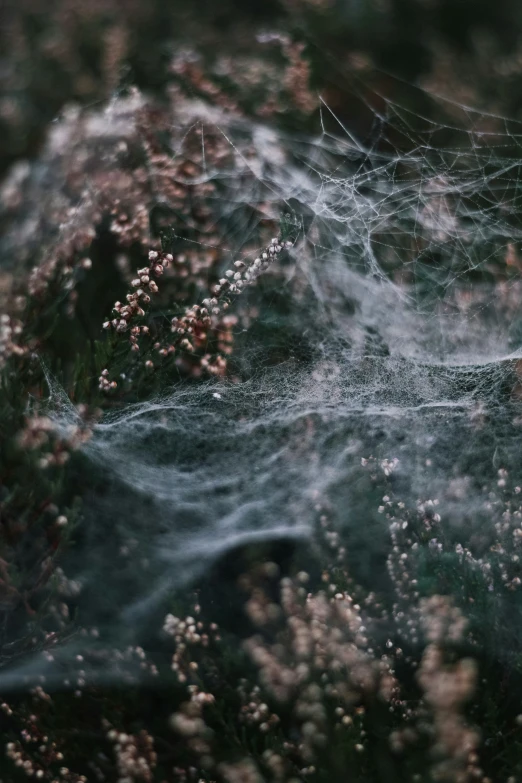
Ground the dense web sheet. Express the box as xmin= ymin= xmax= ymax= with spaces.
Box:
xmin=6 ymin=79 xmax=522 ymax=685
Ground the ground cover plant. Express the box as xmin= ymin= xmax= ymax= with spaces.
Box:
xmin=5 ymin=2 xmax=522 ymax=781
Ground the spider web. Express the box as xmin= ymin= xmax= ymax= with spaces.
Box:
xmin=4 ymin=73 xmax=522 ymax=685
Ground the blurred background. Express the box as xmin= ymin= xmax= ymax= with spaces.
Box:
xmin=3 ymin=0 xmax=522 ymax=177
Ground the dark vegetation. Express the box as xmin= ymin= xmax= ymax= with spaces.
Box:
xmin=3 ymin=1 xmax=522 ymax=781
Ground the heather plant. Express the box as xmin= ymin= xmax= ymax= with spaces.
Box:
xmin=6 ymin=4 xmax=522 ymax=783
